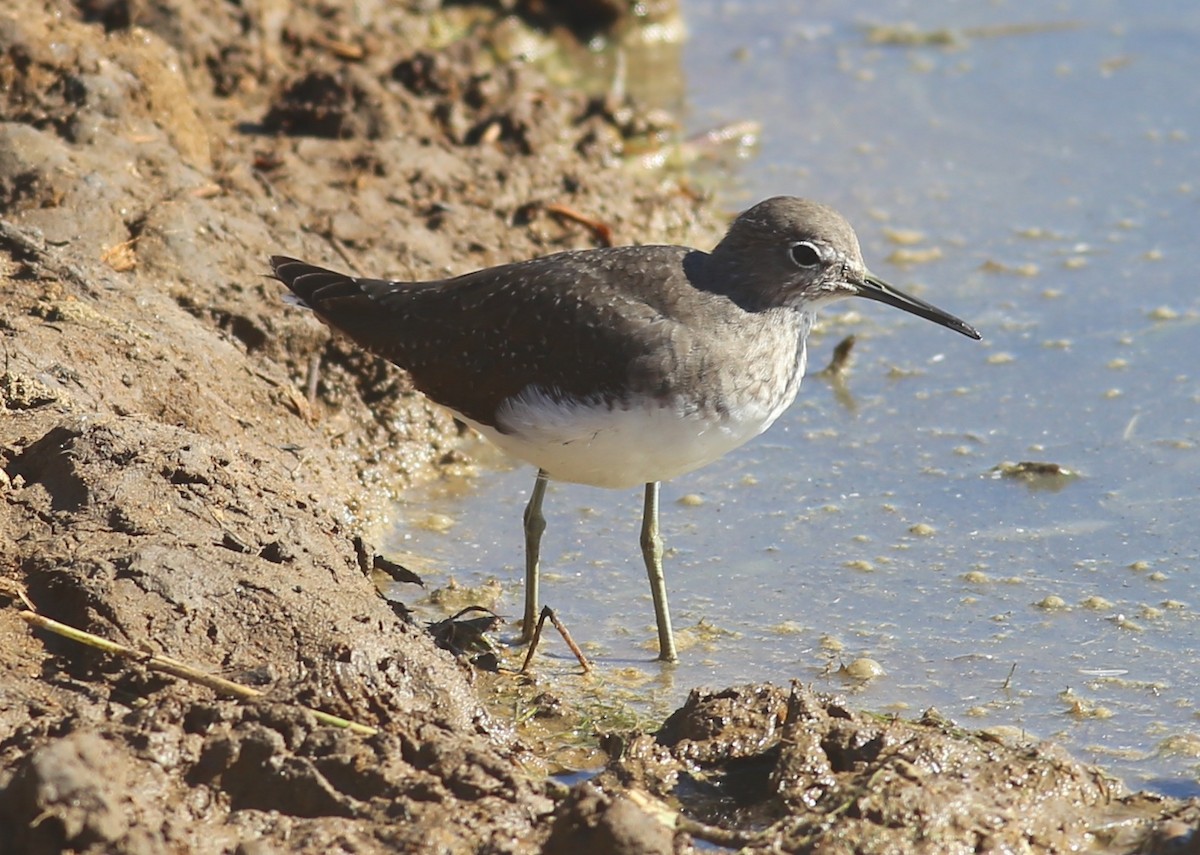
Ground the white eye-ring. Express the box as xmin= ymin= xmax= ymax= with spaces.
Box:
xmin=789 ymin=241 xmax=822 ymax=268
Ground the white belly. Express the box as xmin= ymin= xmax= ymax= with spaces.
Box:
xmin=457 ymin=375 xmax=802 ymax=489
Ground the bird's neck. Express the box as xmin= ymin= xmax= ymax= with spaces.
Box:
xmin=689 ymin=249 xmax=791 ymax=315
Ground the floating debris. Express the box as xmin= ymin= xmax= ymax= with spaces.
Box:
xmin=990 ymin=461 xmax=1080 ymax=490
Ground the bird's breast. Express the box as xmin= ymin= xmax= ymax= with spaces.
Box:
xmin=455 ymin=320 xmax=810 ymax=489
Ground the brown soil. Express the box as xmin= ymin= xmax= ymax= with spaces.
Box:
xmin=0 ymin=1 xmax=1197 ymax=852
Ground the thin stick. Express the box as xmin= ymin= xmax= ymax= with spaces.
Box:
xmin=305 ymin=351 xmax=322 ymax=408
xmin=676 ymin=816 xmax=762 ymax=848
xmin=543 ymin=203 xmax=614 ymax=247
xmin=519 ymin=606 xmax=592 ymax=673
xmin=546 ymin=608 xmax=592 ymax=673
xmin=1002 ymin=662 xmax=1017 ymax=691
xmin=18 ymin=611 xmax=377 ymax=736
xmin=622 ymin=788 xmax=763 ymax=848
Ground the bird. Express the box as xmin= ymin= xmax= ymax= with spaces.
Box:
xmin=271 ymin=196 xmax=981 ymax=662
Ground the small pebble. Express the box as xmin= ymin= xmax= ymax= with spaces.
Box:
xmin=771 ymin=620 xmax=805 ymax=635
xmin=820 ymin=634 xmax=844 ymax=653
xmin=882 ymin=227 xmax=926 ymax=245
xmin=979 ymin=725 xmax=1031 ymax=745
xmin=418 ymin=513 xmax=456 ymax=533
xmin=842 ymin=658 xmax=885 ymax=680
xmin=887 ymin=247 xmax=943 ymax=265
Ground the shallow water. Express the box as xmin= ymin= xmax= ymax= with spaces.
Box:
xmin=389 ymin=1 xmax=1200 ymax=794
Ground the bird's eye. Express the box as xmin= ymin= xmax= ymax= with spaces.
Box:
xmin=789 ymin=241 xmax=822 ymax=268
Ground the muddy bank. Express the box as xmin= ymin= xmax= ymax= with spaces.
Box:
xmin=0 ymin=0 xmax=1197 ymax=852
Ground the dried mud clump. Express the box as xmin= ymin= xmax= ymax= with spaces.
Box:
xmin=592 ymin=684 xmax=1200 ymax=853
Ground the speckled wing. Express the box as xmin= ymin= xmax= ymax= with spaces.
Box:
xmin=270 ymin=249 xmax=705 ymax=430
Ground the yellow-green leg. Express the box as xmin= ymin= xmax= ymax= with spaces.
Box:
xmin=521 ymin=469 xmax=549 ymax=642
xmin=640 ymin=481 xmax=677 ymax=662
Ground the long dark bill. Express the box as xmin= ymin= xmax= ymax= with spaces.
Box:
xmin=855 ymin=273 xmax=982 ymax=340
